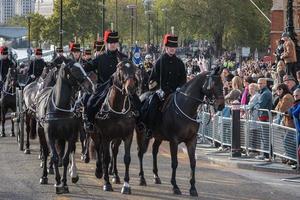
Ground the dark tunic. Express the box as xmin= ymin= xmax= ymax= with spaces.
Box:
xmin=0 ymin=57 xmax=15 ymax=81
xmin=85 ymin=50 xmax=127 ymax=84
xmin=149 ymin=53 xmax=186 ymax=94
xmin=52 ymin=55 xmax=68 ymax=68
xmin=28 ymin=58 xmax=47 ymax=78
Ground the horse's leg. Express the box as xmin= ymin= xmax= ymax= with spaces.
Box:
xmin=121 ymin=134 xmax=133 ymax=194
xmin=95 ymin=143 xmax=103 ymax=179
xmin=24 ymin=116 xmax=31 ymax=154
xmin=111 ymin=139 xmax=121 ymax=184
xmin=103 ymin=140 xmax=113 ymax=191
xmin=10 ymin=112 xmax=15 ymax=137
xmin=69 ymin=143 xmax=79 ymax=184
xmin=38 ymin=127 xmax=48 ymax=185
xmin=61 ymin=140 xmax=72 ymax=194
xmin=152 ymin=139 xmax=162 ymax=184
xmin=82 ymin=128 xmax=90 ymax=163
xmin=58 ymin=139 xmax=65 ymax=167
xmin=186 ymin=137 xmax=198 ymax=197
xmin=137 ymin=130 xmax=150 ymax=186
xmin=80 ymin=127 xmax=85 ymax=160
xmin=170 ymin=140 xmax=181 ymax=195
xmin=1 ymin=106 xmax=6 ymax=137
xmin=49 ymin=135 xmax=63 ymax=194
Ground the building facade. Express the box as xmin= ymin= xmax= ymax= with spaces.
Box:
xmin=0 ymin=0 xmax=15 ymax=24
xmin=34 ymin=0 xmax=54 ymax=17
xmin=271 ymin=0 xmax=300 ymax=60
xmin=15 ymin=0 xmax=35 ymax=16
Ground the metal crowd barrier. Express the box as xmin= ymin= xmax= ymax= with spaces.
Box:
xmin=198 ymin=107 xmax=299 ymax=170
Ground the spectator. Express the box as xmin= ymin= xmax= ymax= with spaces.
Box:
xmin=241 ymin=76 xmax=255 ymax=106
xmin=274 ymin=84 xmax=294 ymax=127
xmin=247 ymin=83 xmax=260 ymax=120
xmin=281 ymin=32 xmax=297 ymax=81
xmin=296 ymin=71 xmax=300 ymax=84
xmin=257 ymin=78 xmax=273 ymax=159
xmin=283 ymin=75 xmax=298 ymax=93
xmin=276 ymin=60 xmax=286 ymax=82
xmin=225 ymin=76 xmax=243 ymax=104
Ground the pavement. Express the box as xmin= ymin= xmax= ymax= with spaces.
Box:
xmin=193 ymin=142 xmax=300 ymax=175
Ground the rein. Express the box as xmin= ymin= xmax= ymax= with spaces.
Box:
xmin=174 ymin=90 xmax=216 ymax=123
xmin=101 ymin=84 xmax=131 ymax=115
xmin=51 ymin=90 xmax=84 ymax=113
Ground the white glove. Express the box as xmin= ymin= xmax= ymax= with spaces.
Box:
xmin=156 ymin=89 xmax=165 ymax=99
xmin=30 ymin=74 xmax=35 ymax=79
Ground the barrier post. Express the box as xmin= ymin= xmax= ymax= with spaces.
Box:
xmin=231 ymin=101 xmax=241 ymax=157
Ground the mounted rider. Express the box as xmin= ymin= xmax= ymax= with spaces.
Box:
xmin=0 ymin=46 xmax=15 ymax=90
xmin=52 ymin=47 xmax=67 ymax=68
xmin=67 ymin=43 xmax=82 ymax=63
xmin=144 ymin=54 xmax=153 ymax=75
xmin=27 ymin=48 xmax=47 ymax=82
xmin=142 ymin=33 xmax=187 ymax=137
xmin=84 ymin=30 xmax=128 ymax=130
xmin=94 ymin=40 xmax=105 ymax=58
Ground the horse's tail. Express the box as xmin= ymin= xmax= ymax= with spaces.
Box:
xmin=29 ymin=116 xmax=37 ymax=140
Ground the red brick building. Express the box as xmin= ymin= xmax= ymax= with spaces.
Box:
xmin=271 ymin=0 xmax=300 ymax=61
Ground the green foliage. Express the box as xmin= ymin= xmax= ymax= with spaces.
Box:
xmin=7 ymin=0 xmax=273 ymax=53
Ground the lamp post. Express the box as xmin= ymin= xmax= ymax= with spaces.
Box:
xmin=135 ymin=0 xmax=138 ymax=41
xmin=127 ymin=4 xmax=137 ymax=49
xmin=143 ymin=0 xmax=154 ymax=47
xmin=59 ymin=0 xmax=63 ymax=48
xmin=161 ymin=8 xmax=168 ymax=34
xmin=286 ymin=0 xmax=297 ymax=44
xmin=103 ymin=0 xmax=106 ymax=36
xmin=115 ymin=0 xmax=118 ymax=31
xmin=26 ymin=15 xmax=31 ymax=61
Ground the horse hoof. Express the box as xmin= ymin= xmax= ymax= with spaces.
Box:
xmin=10 ymin=133 xmax=15 ymax=137
xmin=40 ymin=162 xmax=43 ymax=168
xmin=190 ymin=188 xmax=198 ymax=197
xmin=1 ymin=133 xmax=6 ymax=137
xmin=24 ymin=149 xmax=31 ymax=154
xmin=95 ymin=170 xmax=103 ymax=179
xmin=63 ymin=186 xmax=69 ymax=193
xmin=173 ymin=187 xmax=182 ymax=195
xmin=112 ymin=176 xmax=121 ymax=184
xmin=55 ymin=186 xmax=64 ymax=194
xmin=154 ymin=177 xmax=161 ymax=184
xmin=139 ymin=177 xmax=147 ymax=186
xmin=48 ymin=167 xmax=54 ymax=175
xmin=84 ymin=156 xmax=90 ymax=164
xmin=39 ymin=177 xmax=48 ymax=185
xmin=103 ymin=183 xmax=113 ymax=192
xmin=121 ymin=186 xmax=131 ymax=195
xmin=38 ymin=154 xmax=42 ymax=160
xmin=72 ymin=176 xmax=79 ymax=184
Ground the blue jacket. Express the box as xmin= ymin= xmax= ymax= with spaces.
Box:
xmin=290 ymin=100 xmax=300 ymax=145
xmin=258 ymin=86 xmax=272 ymax=119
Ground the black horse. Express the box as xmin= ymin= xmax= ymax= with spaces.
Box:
xmin=0 ymin=67 xmax=18 ymax=137
xmin=31 ymin=62 xmax=94 ymax=194
xmin=136 ymin=67 xmax=225 ymax=196
xmin=91 ymin=60 xmax=138 ymax=194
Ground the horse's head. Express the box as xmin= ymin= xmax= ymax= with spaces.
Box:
xmin=64 ymin=62 xmax=95 ymax=94
xmin=114 ymin=60 xmax=138 ymax=96
xmin=202 ymin=66 xmax=225 ymax=111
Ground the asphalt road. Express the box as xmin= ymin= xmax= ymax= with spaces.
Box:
xmin=0 ymin=124 xmax=299 ymax=200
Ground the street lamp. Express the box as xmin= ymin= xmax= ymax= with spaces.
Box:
xmin=99 ymin=0 xmax=106 ymax=37
xmin=143 ymin=0 xmax=154 ymax=46
xmin=59 ymin=0 xmax=63 ymax=48
xmin=286 ymin=0 xmax=297 ymax=44
xmin=127 ymin=4 xmax=136 ymax=49
xmin=26 ymin=15 xmax=31 ymax=61
xmin=115 ymin=0 xmax=118 ymax=31
xmin=161 ymin=8 xmax=168 ymax=34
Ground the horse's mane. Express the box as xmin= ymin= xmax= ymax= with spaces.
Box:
xmin=180 ymin=71 xmax=209 ymax=91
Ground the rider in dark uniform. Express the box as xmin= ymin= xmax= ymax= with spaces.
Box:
xmin=82 ymin=48 xmax=93 ymax=69
xmin=0 ymin=46 xmax=15 ymax=89
xmin=84 ymin=30 xmax=128 ymax=130
xmin=94 ymin=40 xmax=105 ymax=58
xmin=28 ymin=48 xmax=47 ymax=82
xmin=52 ymin=47 xmax=67 ymax=68
xmin=143 ymin=34 xmax=187 ymax=137
xmin=67 ymin=43 xmax=82 ymax=63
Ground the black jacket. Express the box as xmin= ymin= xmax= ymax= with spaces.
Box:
xmin=0 ymin=57 xmax=15 ymax=81
xmin=28 ymin=58 xmax=47 ymax=77
xmin=52 ymin=55 xmax=68 ymax=68
xmin=85 ymin=50 xmax=127 ymax=84
xmin=149 ymin=53 xmax=186 ymax=94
